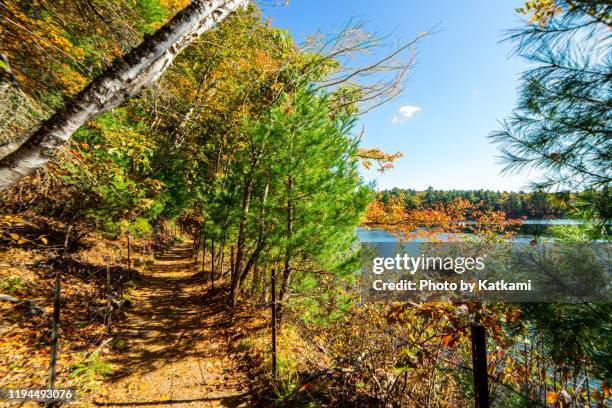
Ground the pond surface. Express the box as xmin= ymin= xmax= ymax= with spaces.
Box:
xmin=356 ymin=219 xmax=584 ymax=242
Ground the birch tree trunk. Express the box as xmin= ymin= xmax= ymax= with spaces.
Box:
xmin=0 ymin=0 xmax=248 ymax=191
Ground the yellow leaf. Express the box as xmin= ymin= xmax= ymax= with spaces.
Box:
xmin=10 ymin=233 xmax=20 ymax=240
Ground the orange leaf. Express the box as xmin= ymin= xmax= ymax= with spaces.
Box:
xmin=442 ymin=334 xmax=458 ymax=348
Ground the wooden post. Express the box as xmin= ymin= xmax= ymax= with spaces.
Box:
xmin=271 ymin=268 xmax=277 ymax=378
xmin=106 ymin=261 xmax=112 ymax=336
xmin=471 ymin=323 xmax=489 ymax=408
xmin=48 ymin=269 xmax=61 ymax=399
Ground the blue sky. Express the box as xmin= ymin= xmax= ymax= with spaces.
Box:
xmin=263 ymin=0 xmax=539 ymax=192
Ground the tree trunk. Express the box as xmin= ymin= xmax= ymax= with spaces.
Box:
xmin=219 ymin=234 xmax=225 ymax=278
xmin=215 ymin=235 xmax=223 ymax=269
xmin=201 ymin=229 xmax=207 ymax=274
xmin=250 ymin=262 xmax=260 ymax=295
xmin=229 ymin=171 xmax=255 ymax=306
xmin=0 ymin=0 xmax=248 ymax=191
xmin=230 ymin=245 xmax=235 ymax=281
xmin=239 ymin=239 xmax=266 ymax=288
xmin=192 ymin=226 xmax=201 ymax=260
xmin=260 ymin=264 xmax=269 ymax=306
xmin=238 ymin=180 xmax=269 ymax=288
xmin=277 ymin=175 xmax=293 ymax=321
xmin=210 ymin=236 xmax=215 ymax=283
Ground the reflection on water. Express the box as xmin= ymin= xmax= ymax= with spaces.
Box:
xmin=356 ymin=227 xmax=482 ymax=242
xmin=356 ymin=219 xmax=586 ymax=242
xmin=521 ymin=219 xmax=585 ymax=225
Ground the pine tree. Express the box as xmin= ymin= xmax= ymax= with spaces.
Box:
xmin=226 ymin=87 xmax=372 ymax=309
xmin=489 ymin=0 xmax=611 ymax=217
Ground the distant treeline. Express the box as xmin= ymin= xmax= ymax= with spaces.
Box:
xmin=378 ymin=187 xmax=573 ymax=219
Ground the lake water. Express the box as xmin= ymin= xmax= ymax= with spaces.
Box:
xmin=356 ymin=221 xmax=610 ymax=391
xmin=356 ymin=219 xmax=585 ymax=242
xmin=522 ymin=219 xmax=585 ymax=225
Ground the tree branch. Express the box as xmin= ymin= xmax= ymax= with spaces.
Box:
xmin=0 ymin=0 xmax=249 ymax=191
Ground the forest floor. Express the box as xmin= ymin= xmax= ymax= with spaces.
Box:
xmin=90 ymin=241 xmax=252 ymax=407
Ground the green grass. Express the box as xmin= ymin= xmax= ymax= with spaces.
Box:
xmin=114 ymin=338 xmax=127 ymax=351
xmin=235 ymin=338 xmax=255 ymax=353
xmin=69 ymin=352 xmax=113 ymax=386
xmin=0 ymin=275 xmax=26 ymax=293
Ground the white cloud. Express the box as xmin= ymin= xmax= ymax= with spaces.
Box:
xmin=392 ymin=104 xmax=422 ymax=123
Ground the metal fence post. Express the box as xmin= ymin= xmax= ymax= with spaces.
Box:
xmin=48 ymin=269 xmax=61 ymax=398
xmin=471 ymin=323 xmax=490 ymax=408
xmin=271 ymin=268 xmax=277 ymax=378
xmin=106 ymin=260 xmax=112 ymax=336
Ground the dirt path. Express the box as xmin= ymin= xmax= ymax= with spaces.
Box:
xmin=92 ymin=242 xmax=250 ymax=407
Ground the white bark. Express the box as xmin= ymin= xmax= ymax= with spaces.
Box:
xmin=0 ymin=0 xmax=248 ymax=191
